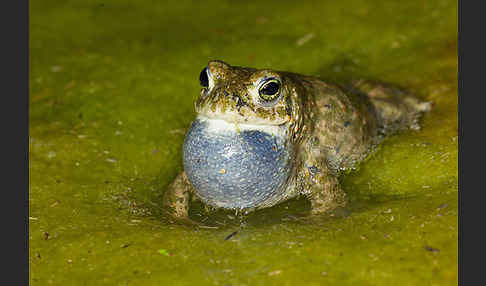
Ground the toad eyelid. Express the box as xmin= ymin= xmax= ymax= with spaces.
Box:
xmin=256 ymin=77 xmax=280 ymax=89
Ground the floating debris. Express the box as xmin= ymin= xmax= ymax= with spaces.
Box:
xmin=50 ymin=65 xmax=64 ymax=72
xmin=47 ymin=151 xmax=56 ymax=159
xmin=296 ymin=33 xmax=314 ymax=46
xmin=268 ymin=270 xmax=282 ymax=276
xmin=224 ymin=231 xmax=238 ymax=241
xmin=196 ymin=225 xmax=219 ymax=229
xmin=438 ymin=203 xmax=448 ymax=209
xmin=424 ymin=246 xmax=440 ymax=253
xmin=169 ymin=129 xmax=186 ymax=135
xmin=158 ymin=249 xmax=171 ymax=256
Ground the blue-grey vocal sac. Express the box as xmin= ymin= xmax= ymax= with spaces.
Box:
xmin=163 ymin=60 xmax=431 ymax=219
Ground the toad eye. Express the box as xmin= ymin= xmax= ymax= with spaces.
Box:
xmin=199 ymin=67 xmax=209 ymax=87
xmin=258 ymin=79 xmax=281 ymax=101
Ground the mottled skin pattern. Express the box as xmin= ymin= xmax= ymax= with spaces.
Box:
xmin=163 ymin=60 xmax=431 ymax=219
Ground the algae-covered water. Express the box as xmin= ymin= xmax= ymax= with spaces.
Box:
xmin=29 ymin=0 xmax=458 ymax=285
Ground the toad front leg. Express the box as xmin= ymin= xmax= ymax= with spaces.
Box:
xmin=162 ymin=172 xmax=194 ymax=219
xmin=303 ymin=160 xmax=348 ymax=215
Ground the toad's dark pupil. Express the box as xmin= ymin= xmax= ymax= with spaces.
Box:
xmin=260 ymin=81 xmax=280 ymax=96
xmin=199 ymin=67 xmax=209 ymax=87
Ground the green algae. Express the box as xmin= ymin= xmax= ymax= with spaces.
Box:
xmin=29 ymin=0 xmax=457 ymax=285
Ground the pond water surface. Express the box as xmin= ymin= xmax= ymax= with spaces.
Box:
xmin=30 ymin=0 xmax=457 ymax=285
